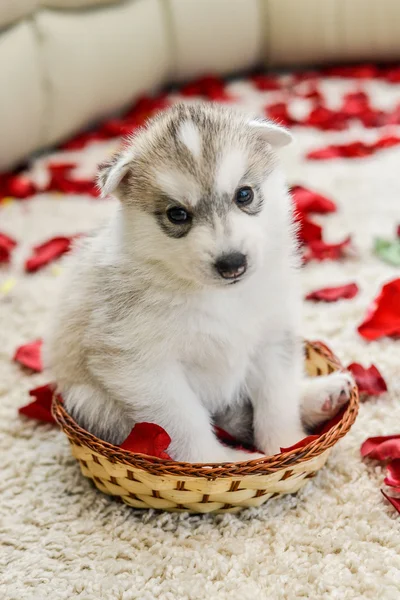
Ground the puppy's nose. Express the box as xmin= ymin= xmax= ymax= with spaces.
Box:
xmin=215 ymin=252 xmax=247 ymax=279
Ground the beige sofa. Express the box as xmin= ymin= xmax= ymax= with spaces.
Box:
xmin=1 ymin=0 xmax=400 ymax=171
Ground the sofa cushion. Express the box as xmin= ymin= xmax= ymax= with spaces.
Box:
xmin=168 ymin=0 xmax=263 ymax=80
xmin=41 ymin=0 xmax=123 ymax=8
xmin=0 ymin=0 xmax=38 ymax=29
xmin=36 ymin=0 xmax=171 ymax=146
xmin=0 ymin=21 xmax=44 ymax=170
xmin=264 ymin=0 xmax=400 ymax=66
xmin=338 ymin=0 xmax=400 ymax=62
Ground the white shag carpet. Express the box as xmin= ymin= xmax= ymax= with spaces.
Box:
xmin=1 ymin=73 xmax=400 ymax=600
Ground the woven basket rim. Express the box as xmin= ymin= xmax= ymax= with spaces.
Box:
xmin=52 ymin=341 xmax=359 ymax=478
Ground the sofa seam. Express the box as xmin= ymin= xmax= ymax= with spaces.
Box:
xmin=29 ymin=12 xmax=54 ymax=150
xmin=259 ymin=0 xmax=271 ymax=67
xmin=160 ymin=0 xmax=179 ymax=81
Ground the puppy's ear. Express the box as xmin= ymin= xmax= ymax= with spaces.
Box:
xmin=249 ymin=119 xmax=293 ymax=148
xmin=97 ymin=151 xmax=132 ymax=198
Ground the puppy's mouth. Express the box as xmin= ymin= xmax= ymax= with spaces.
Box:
xmin=228 ymin=277 xmax=244 ymax=285
xmin=222 ymin=268 xmax=249 ymax=285
xmin=220 ymin=265 xmax=246 ymax=281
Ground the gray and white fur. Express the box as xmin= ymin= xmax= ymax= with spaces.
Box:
xmin=44 ymin=103 xmax=353 ymax=462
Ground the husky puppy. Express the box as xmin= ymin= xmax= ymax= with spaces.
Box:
xmin=45 ymin=103 xmax=353 ymax=462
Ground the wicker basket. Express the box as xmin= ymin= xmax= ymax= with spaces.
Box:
xmin=52 ymin=341 xmax=359 ymax=514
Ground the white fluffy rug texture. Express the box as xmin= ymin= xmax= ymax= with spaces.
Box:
xmin=1 ymin=75 xmax=400 ymax=600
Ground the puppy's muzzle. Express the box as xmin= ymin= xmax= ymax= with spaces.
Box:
xmin=214 ymin=252 xmax=247 ymax=280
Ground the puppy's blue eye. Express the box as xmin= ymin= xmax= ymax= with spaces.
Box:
xmin=167 ymin=207 xmax=190 ymax=224
xmin=235 ymin=186 xmax=254 ymax=206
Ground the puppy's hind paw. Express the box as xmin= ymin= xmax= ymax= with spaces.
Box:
xmin=301 ymin=371 xmax=355 ymax=429
xmin=320 ymin=371 xmax=354 ymax=414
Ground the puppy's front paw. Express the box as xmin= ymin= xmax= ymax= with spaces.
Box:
xmin=301 ymin=371 xmax=354 ymax=428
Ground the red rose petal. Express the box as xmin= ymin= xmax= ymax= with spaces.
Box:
xmin=383 ymin=104 xmax=400 ymax=126
xmin=25 ymin=236 xmax=73 ymax=273
xmin=340 ymin=141 xmax=373 ymax=158
xmin=19 ymin=384 xmax=55 ymax=423
xmin=374 ymin=134 xmax=400 ymax=150
xmin=213 ymin=425 xmax=238 ymax=445
xmin=265 ymin=102 xmax=295 ymax=127
xmin=61 ymin=131 xmax=106 ymax=151
xmin=304 ymin=236 xmax=353 ymax=262
xmin=381 ymin=490 xmax=400 ymax=515
xmin=207 ymin=88 xmax=233 ymax=102
xmin=180 ymin=79 xmax=206 ymax=97
xmin=65 ymin=179 xmax=99 ymax=196
xmin=383 ymin=67 xmax=400 ymax=83
xmin=359 ymin=108 xmax=386 ymax=128
xmin=306 ymin=283 xmax=359 ymax=302
xmin=307 ymin=135 xmax=400 ymax=161
xmin=292 ymin=70 xmax=320 ymax=82
xmin=100 ymin=119 xmax=138 ymax=137
xmin=126 ymin=94 xmax=168 ymax=118
xmin=358 ymin=278 xmax=400 ymax=340
xmin=306 ymin=145 xmax=342 ymax=160
xmin=7 ymin=175 xmax=37 ymax=199
xmin=0 ymin=173 xmax=38 ymax=201
xmin=48 ymin=162 xmax=77 ymax=176
xmin=60 ymin=96 xmax=168 ymax=150
xmin=340 ymin=90 xmax=369 ymax=117
xmin=180 ymin=75 xmax=231 ymax=101
xmin=280 ymin=435 xmax=319 ymax=452
xmin=13 ymin=339 xmax=43 ymax=372
xmin=397 ymin=225 xmax=400 ymax=239
xmin=361 ymin=435 xmax=400 ymax=460
xmin=347 ymin=363 xmax=387 ymax=398
xmin=323 ymin=64 xmax=378 ymax=79
xmin=251 ymin=74 xmax=281 ymax=91
xmin=295 ymin=83 xmax=324 ymax=102
xmin=46 ymin=163 xmax=99 ymax=197
xmin=384 ymin=460 xmax=400 ymax=490
xmin=296 ymin=213 xmax=323 ymax=246
xmin=339 ymin=90 xmax=385 ymax=128
xmin=303 ymin=106 xmax=347 ymax=130
xmin=119 ymin=422 xmax=172 ymax=459
xmin=213 ymin=425 xmax=258 ymax=454
xmin=291 ymin=186 xmax=336 ymax=214
xmin=0 ymin=173 xmax=9 ymax=198
xmin=0 ymin=232 xmax=17 ymax=264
